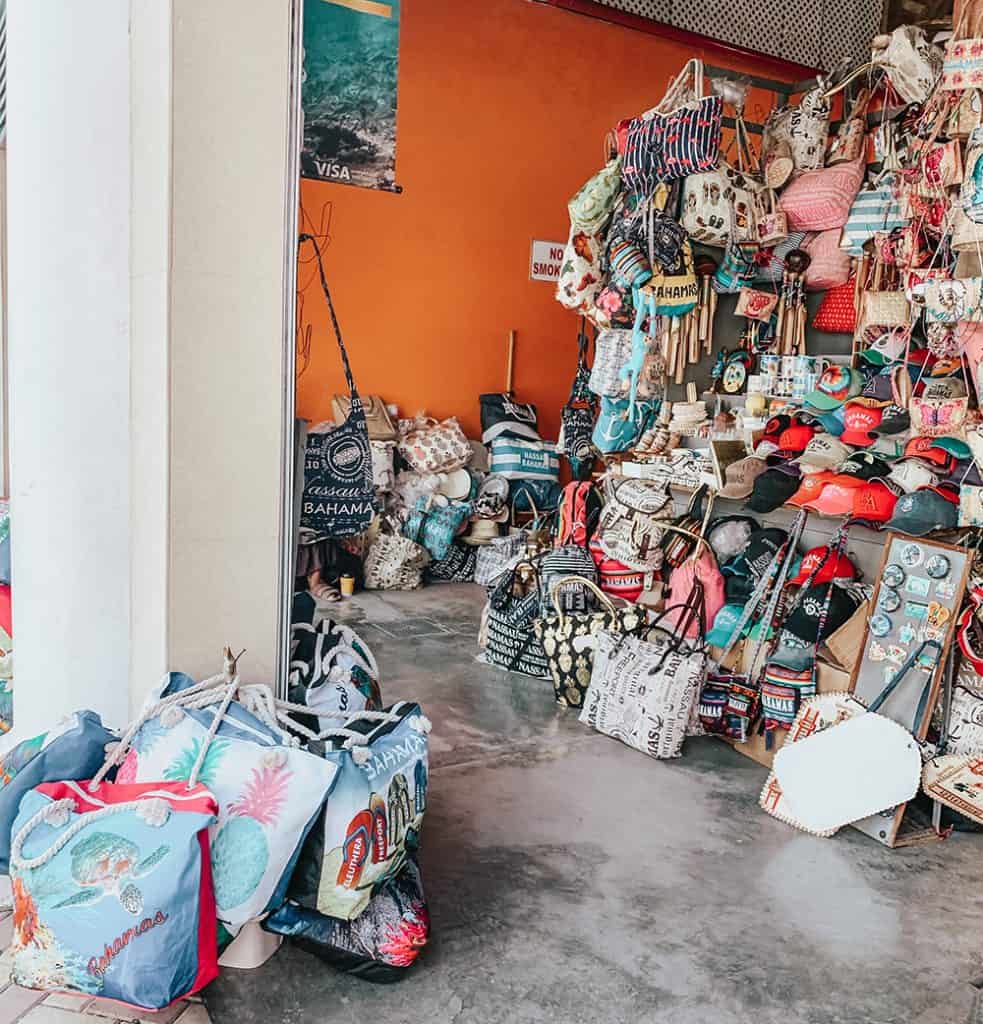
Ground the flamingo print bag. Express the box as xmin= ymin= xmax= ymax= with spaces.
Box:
xmin=9 ymin=779 xmax=218 ymax=1009
xmin=120 ymin=672 xmax=338 ymax=932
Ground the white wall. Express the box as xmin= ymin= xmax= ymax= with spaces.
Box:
xmin=7 ymin=0 xmax=134 ymax=735
xmin=167 ymin=0 xmax=295 ymax=686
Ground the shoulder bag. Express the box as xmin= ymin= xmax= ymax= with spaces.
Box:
xmin=300 ymin=239 xmax=376 ymax=537
xmin=761 ymin=80 xmax=831 ymax=175
xmin=534 ymin=577 xmax=648 ymax=708
xmin=579 ymin=592 xmax=707 ymax=759
xmin=484 ymin=563 xmax=550 ymax=678
xmin=779 ymin=156 xmax=866 ymax=232
xmin=402 ymin=497 xmax=472 ymax=562
xmin=560 ymin=327 xmax=599 ymax=473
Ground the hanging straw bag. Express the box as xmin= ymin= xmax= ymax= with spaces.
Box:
xmin=534 ymin=577 xmax=649 ymax=709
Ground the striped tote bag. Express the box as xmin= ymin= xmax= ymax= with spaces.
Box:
xmin=839 ymin=175 xmax=907 ymax=256
xmin=489 ymin=438 xmax=560 ymax=482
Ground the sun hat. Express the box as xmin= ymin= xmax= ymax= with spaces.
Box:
xmin=789 ymin=545 xmax=858 ymax=587
xmin=839 ymin=403 xmax=885 ymax=447
xmin=795 ymin=435 xmax=852 ymax=474
xmin=718 ymin=456 xmax=769 ymax=499
xmin=885 ymin=489 xmax=958 ymax=535
xmin=803 ymin=365 xmax=863 ymax=411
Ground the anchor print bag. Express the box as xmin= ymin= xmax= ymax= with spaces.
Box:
xmin=280 ymin=702 xmax=430 ymax=923
xmin=9 ymin=779 xmax=218 ymax=1009
xmin=124 ymin=673 xmax=338 ymax=932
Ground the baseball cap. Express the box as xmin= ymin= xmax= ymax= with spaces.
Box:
xmin=768 ymin=630 xmax=817 ymax=671
xmin=849 ymin=479 xmax=899 ymax=527
xmin=787 ymin=471 xmax=845 ymax=508
xmin=706 ymin=603 xmax=748 ymax=648
xmin=803 ymin=365 xmax=863 ymax=410
xmin=870 ymin=404 xmax=911 ymax=436
xmin=718 ymin=455 xmax=769 ymax=499
xmin=945 ymin=458 xmax=983 ymax=488
xmin=784 ymin=582 xmax=864 ymax=643
xmin=838 ymin=451 xmax=892 ymax=480
xmin=857 ymin=369 xmax=897 ymax=406
xmin=860 ymin=328 xmax=908 ymax=366
xmin=799 ymin=404 xmax=847 ymax=437
xmin=921 ymin=378 xmax=967 ymax=401
xmin=888 ymin=458 xmax=942 ymax=493
xmin=930 ymin=436 xmax=972 ymax=460
xmin=840 ymin=403 xmax=885 ymax=447
xmin=725 ymin=527 xmax=790 ymax=581
xmin=795 ymin=435 xmax=852 ymax=474
xmin=929 ymin=484 xmax=961 ymax=505
xmin=789 ymin=545 xmax=858 ymax=587
xmin=804 ymin=476 xmax=866 ymax=516
xmin=904 ymin=435 xmax=953 ymax=467
xmin=747 ymin=468 xmax=802 ymax=513
xmin=772 ymin=423 xmax=817 ymax=458
xmin=885 ymin=489 xmax=958 ymax=535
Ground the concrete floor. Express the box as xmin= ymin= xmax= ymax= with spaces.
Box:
xmin=205 ymin=584 xmax=983 ymax=1024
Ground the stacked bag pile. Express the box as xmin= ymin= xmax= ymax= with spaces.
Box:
xmin=0 ymin=620 xmax=431 ymax=1011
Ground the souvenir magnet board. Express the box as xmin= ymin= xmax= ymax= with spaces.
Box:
xmin=849 ymin=532 xmax=970 ymax=847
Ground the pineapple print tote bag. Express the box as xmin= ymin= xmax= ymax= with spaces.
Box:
xmin=283 ymin=702 xmax=430 ymax=922
xmin=125 ymin=673 xmax=338 ymax=931
xmin=9 ymin=779 xmax=218 ymax=1009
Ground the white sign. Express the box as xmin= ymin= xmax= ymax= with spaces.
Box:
xmin=529 ymin=239 xmax=566 ymax=282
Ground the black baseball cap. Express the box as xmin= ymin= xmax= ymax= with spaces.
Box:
xmin=784 ymin=582 xmax=863 ymax=643
xmin=838 ymin=451 xmax=893 ymax=481
xmin=747 ymin=467 xmax=801 ymax=513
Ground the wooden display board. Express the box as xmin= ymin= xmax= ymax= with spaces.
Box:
xmin=848 ymin=532 xmax=971 ymax=847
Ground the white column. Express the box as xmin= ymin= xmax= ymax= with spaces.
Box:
xmin=7 ymin=1 xmax=135 ymax=736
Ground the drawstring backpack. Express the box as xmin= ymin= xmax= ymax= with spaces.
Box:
xmin=299 ymin=234 xmax=377 ymax=537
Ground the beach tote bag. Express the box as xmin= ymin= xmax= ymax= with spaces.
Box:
xmin=397 ymin=416 xmax=471 ymax=474
xmin=278 ymin=701 xmax=429 ymax=923
xmin=489 ymin=437 xmax=560 ymax=483
xmin=118 ymin=673 xmax=339 ymax=932
xmin=560 ymin=345 xmax=598 ymax=471
xmin=621 ymin=59 xmax=722 ymax=193
xmin=762 ymin=81 xmax=831 ymax=173
xmin=402 ymin=498 xmax=471 ymax=562
xmin=474 ymin=533 xmax=527 ymax=588
xmin=0 ymin=711 xmax=118 ymax=874
xmin=839 ymin=175 xmax=907 ymax=256
xmin=538 ymin=546 xmax=599 ymax=616
xmin=779 ymin=157 xmax=865 ymax=232
xmin=9 ymin=779 xmax=218 ymax=1008
xmin=569 ymin=154 xmax=622 ymax=234
xmin=484 ymin=564 xmax=550 ymax=678
xmin=364 ymin=524 xmax=430 ymax=591
xmin=300 ymin=241 xmax=376 ymax=537
xmin=425 ymin=540 xmax=477 ymax=583
xmin=873 ymin=25 xmax=943 ymax=102
xmin=264 ymin=856 xmax=429 ymax=979
xmin=580 ymin=610 xmax=706 ymax=759
xmin=535 ymin=577 xmax=648 ymax=708
xmin=556 ymin=227 xmax=606 ymax=317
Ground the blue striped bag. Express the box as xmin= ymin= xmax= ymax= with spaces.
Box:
xmin=839 ymin=175 xmax=906 ymax=257
xmin=489 ymin=438 xmax=560 ymax=483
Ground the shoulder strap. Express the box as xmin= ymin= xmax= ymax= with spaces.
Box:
xmin=299 ymin=233 xmax=360 ymax=400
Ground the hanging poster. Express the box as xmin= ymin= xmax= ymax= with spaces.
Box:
xmin=301 ymin=0 xmax=402 ymax=192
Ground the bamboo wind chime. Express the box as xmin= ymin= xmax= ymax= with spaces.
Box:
xmin=664 ymin=265 xmax=717 ymax=385
xmin=773 ymin=248 xmax=810 ymax=355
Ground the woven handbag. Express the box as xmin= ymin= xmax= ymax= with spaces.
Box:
xmin=812 ymin=276 xmax=857 ymax=333
xmin=364 ymin=525 xmax=430 ymax=591
xmin=534 ymin=577 xmax=649 ymax=708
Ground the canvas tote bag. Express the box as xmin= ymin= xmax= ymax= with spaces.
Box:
xmin=300 ymin=236 xmax=376 ymax=537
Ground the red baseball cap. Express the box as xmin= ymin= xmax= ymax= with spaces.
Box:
xmin=775 ymin=423 xmax=817 ymax=456
xmin=787 ymin=471 xmax=838 ymax=508
xmin=904 ymin=435 xmax=953 ymax=468
xmin=839 ymin=403 xmax=885 ymax=447
xmin=928 ymin=484 xmax=960 ymax=505
xmin=801 ymin=474 xmax=864 ymax=515
xmin=790 ymin=545 xmax=858 ymax=586
xmin=850 ymin=479 xmax=899 ymax=525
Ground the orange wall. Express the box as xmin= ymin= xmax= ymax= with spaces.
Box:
xmin=296 ymin=0 xmax=798 ymax=440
